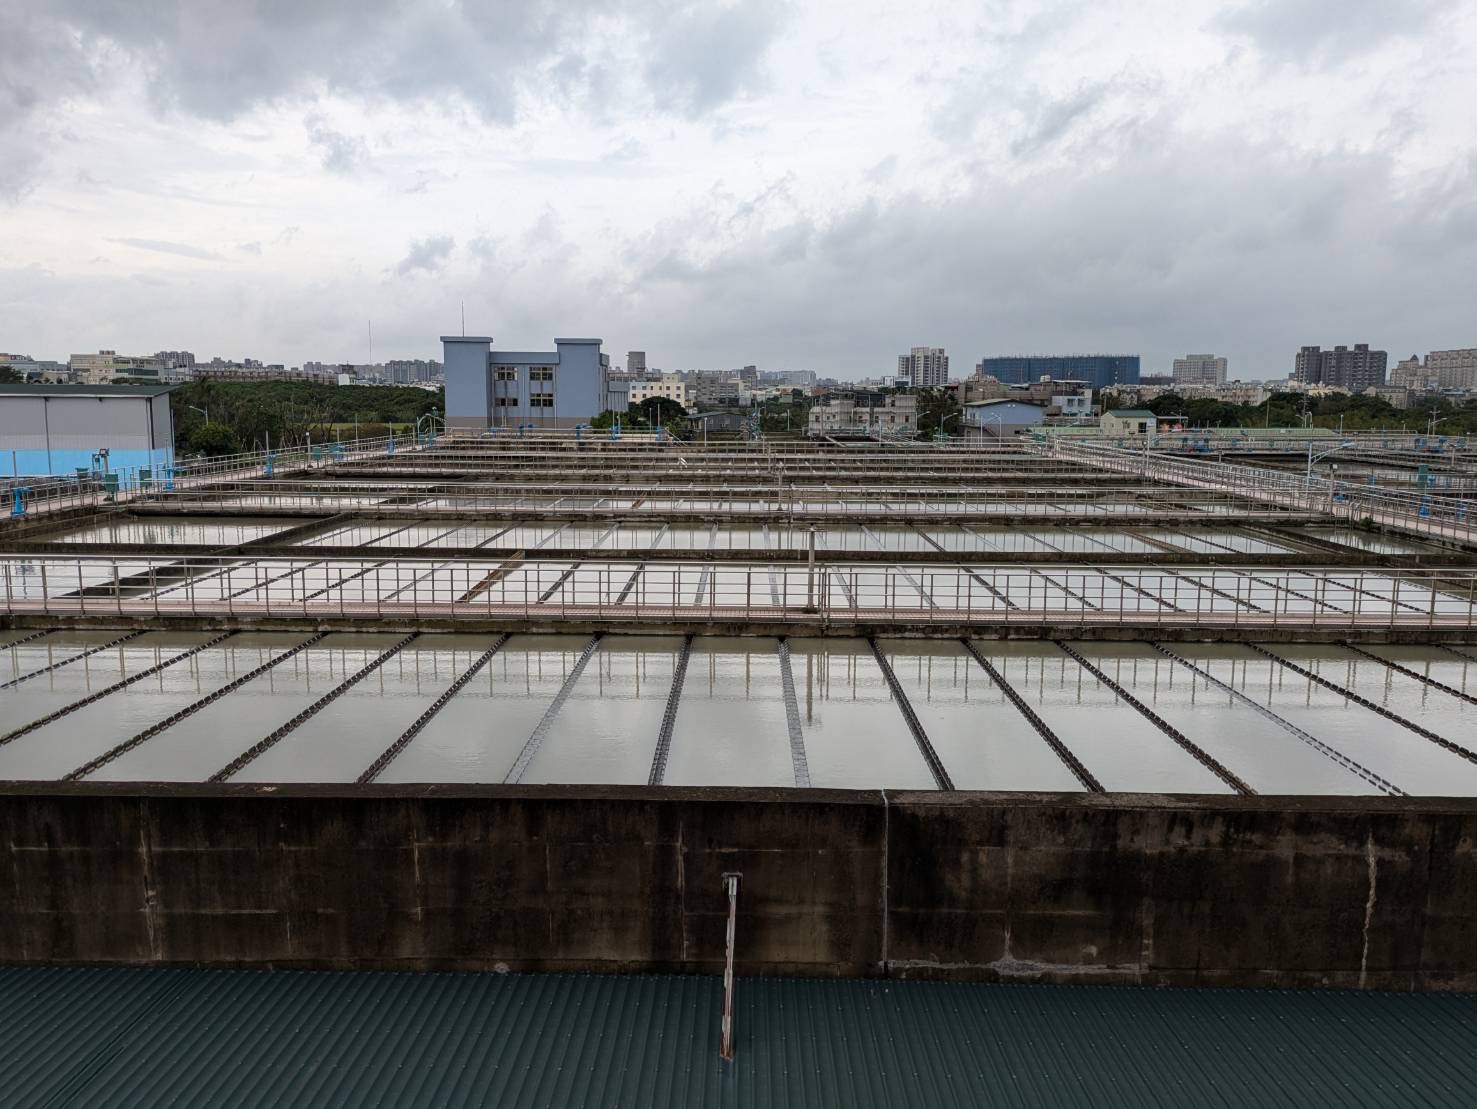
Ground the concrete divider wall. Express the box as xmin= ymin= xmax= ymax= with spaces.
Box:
xmin=2 ymin=784 xmax=1473 ymax=991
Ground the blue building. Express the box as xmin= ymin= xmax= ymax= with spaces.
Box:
xmin=961 ymin=399 xmax=1046 ymax=439
xmin=977 ymin=355 xmax=1140 ymax=390
xmin=0 ymin=384 xmax=175 ymax=478
xmin=442 ymin=335 xmax=622 ymax=431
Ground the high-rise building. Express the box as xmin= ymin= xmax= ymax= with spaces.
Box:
xmin=385 ymin=359 xmax=442 ymax=383
xmin=154 ymin=350 xmax=196 ymax=370
xmin=760 ymin=369 xmax=816 ymax=387
xmin=1171 ymin=354 xmax=1228 ymax=386
xmin=1427 ymin=349 xmax=1477 ymax=392
xmin=898 ymin=347 xmax=949 ymax=387
xmin=1293 ymin=345 xmax=1386 ymax=390
xmin=627 ymin=351 xmax=647 ymax=376
xmin=977 ymin=355 xmax=1139 ymax=391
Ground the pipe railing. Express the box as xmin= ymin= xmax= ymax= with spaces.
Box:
xmin=133 ymin=478 xmax=1290 ymax=519
xmin=1 ymin=432 xmax=428 ymax=520
xmin=1046 ymin=440 xmax=1477 ymax=544
xmin=4 ymin=554 xmax=1473 ymax=631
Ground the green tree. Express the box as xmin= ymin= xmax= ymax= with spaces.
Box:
xmin=629 ymin=396 xmax=688 ymax=426
xmin=0 ymin=366 xmax=23 ymax=384
xmin=913 ymin=386 xmax=961 ymax=437
xmin=170 ymin=380 xmax=442 ymax=449
xmin=185 ymin=422 xmax=243 ymax=456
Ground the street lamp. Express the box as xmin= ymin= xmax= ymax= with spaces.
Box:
xmin=187 ymin=404 xmax=209 ymax=425
xmin=937 ymin=411 xmax=961 ymax=442
xmin=1306 ymin=439 xmax=1356 ymax=488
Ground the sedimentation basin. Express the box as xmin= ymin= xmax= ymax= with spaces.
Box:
xmin=2 ymin=435 xmax=1474 ymax=987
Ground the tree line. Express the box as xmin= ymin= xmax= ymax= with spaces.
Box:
xmin=1102 ymin=389 xmax=1477 ymax=435
xmin=169 ymin=380 xmax=443 ymax=455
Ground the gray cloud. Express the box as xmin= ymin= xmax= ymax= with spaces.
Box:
xmin=394 ymin=235 xmax=455 ymax=277
xmin=1010 ymin=80 xmax=1114 ymax=156
xmin=2 ymin=1 xmax=786 ymax=198
xmin=644 ymin=2 xmax=786 ymax=116
xmin=41 ymin=0 xmax=779 ymax=123
xmin=0 ymin=7 xmax=93 ymax=199
xmin=108 ymin=237 xmax=221 ymax=261
xmin=1216 ymin=0 xmax=1449 ymax=61
xmin=305 ymin=115 xmax=369 ymax=175
xmin=612 ymin=134 xmax=1477 ymax=377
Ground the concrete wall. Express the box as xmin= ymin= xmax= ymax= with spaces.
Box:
xmin=3 ymin=785 xmax=1474 ymax=990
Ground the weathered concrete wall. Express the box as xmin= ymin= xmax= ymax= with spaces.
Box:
xmin=2 ymin=785 xmax=1474 ymax=990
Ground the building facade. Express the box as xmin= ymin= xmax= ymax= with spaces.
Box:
xmin=1293 ymin=344 xmax=1387 ymax=389
xmin=760 ymin=369 xmax=817 ymax=387
xmin=1099 ymin=409 xmax=1157 ymax=436
xmin=1426 ymin=349 xmax=1477 ymax=392
xmin=807 ymin=392 xmax=917 ymax=436
xmin=897 ymin=347 xmax=949 ymax=387
xmin=978 ymin=355 xmax=1140 ymax=390
xmin=442 ymin=335 xmax=614 ymax=430
xmin=384 ymin=359 xmax=442 ymax=384
xmin=0 ymin=384 xmax=175 ymax=477
xmin=961 ymin=400 xmax=1046 ymax=438
xmin=1171 ymin=354 xmax=1228 ymax=386
xmin=626 ymin=352 xmax=646 ymax=376
xmin=688 ymin=371 xmax=742 ymax=409
xmin=627 ymin=376 xmax=691 ymax=409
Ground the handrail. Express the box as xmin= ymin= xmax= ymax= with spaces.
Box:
xmin=3 ymin=552 xmax=1472 ymax=631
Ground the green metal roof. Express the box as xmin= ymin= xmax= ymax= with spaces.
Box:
xmin=2 ymin=967 xmax=1475 ymax=1107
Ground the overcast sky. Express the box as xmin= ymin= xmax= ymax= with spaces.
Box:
xmin=3 ymin=0 xmax=1475 ymax=380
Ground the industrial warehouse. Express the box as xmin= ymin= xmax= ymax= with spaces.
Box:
xmin=3 ymin=431 xmax=1477 ymax=1103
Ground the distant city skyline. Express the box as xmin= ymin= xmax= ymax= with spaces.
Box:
xmin=3 ymin=3 xmax=1474 ymax=379
xmin=6 ymin=340 xmax=1425 ymax=386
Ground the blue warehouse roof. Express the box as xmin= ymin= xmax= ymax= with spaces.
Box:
xmin=2 ymin=966 xmax=1475 ymax=1107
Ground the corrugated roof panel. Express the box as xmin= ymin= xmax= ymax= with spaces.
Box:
xmin=2 ymin=968 xmax=1476 ymax=1107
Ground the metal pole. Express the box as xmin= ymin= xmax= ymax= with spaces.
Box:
xmin=806 ymin=525 xmax=816 ymax=608
xmin=720 ymin=872 xmax=741 ymax=1061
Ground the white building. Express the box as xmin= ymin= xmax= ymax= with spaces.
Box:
xmin=1425 ymin=349 xmax=1477 ymax=392
xmin=627 ymin=376 xmax=691 ymax=409
xmin=897 ymin=347 xmax=949 ymax=387
xmin=67 ymin=351 xmax=179 ymax=385
xmin=807 ymin=392 xmax=917 ymax=436
xmin=1172 ymin=354 xmax=1228 ymax=386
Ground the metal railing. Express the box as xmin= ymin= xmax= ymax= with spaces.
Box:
xmin=4 ymin=553 xmax=1472 ymax=631
xmin=1 ymin=432 xmax=428 ymax=520
xmin=1046 ymin=440 xmax=1477 ymax=544
xmin=137 ymin=476 xmax=1290 ymax=519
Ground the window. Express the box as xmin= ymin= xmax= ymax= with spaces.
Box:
xmin=495 ymin=368 xmax=518 ymax=381
xmin=530 ymin=366 xmax=555 ymax=381
xmin=530 ymin=394 xmax=555 ymax=408
xmin=496 ymin=396 xmax=518 ymax=408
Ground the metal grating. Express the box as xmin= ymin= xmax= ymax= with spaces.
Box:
xmin=1 ymin=966 xmax=1476 ymax=1107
